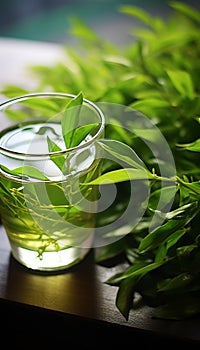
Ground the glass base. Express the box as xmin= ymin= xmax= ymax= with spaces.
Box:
xmin=9 ymin=235 xmax=93 ymax=272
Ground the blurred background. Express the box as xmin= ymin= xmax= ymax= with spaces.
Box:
xmin=1 ymin=0 xmax=199 ymax=46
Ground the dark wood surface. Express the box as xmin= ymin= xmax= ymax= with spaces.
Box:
xmin=1 ymin=224 xmax=200 ymax=348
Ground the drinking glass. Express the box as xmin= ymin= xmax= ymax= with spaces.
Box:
xmin=0 ymin=92 xmax=105 ymax=271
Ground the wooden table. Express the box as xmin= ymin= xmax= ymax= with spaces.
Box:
xmin=1 ymin=224 xmax=200 ymax=348
xmin=0 ymin=38 xmax=200 ymax=348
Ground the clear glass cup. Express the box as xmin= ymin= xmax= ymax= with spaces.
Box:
xmin=0 ymin=92 xmax=105 ymax=271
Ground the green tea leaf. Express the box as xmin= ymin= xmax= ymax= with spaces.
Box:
xmin=87 ymin=168 xmax=152 ymax=185
xmin=1 ymin=85 xmax=29 ymax=98
xmin=3 ymin=109 xmax=31 ymax=121
xmin=116 ymin=275 xmax=140 ymax=320
xmin=155 ymin=228 xmax=186 ymax=263
xmin=120 ymin=5 xmax=164 ymax=32
xmin=97 ymin=139 xmax=145 ymax=169
xmin=138 ymin=202 xmax=199 ymax=254
xmin=177 ymin=178 xmax=200 ymax=199
xmin=166 ymin=70 xmax=194 ymax=100
xmin=106 ymin=261 xmax=151 ymax=285
xmin=61 ymin=91 xmax=83 ymax=148
xmin=70 ymin=17 xmax=101 ymax=43
xmin=131 ymin=98 xmax=170 ymax=110
xmin=157 ymin=273 xmax=194 ymax=292
xmin=0 ymin=164 xmax=49 ymax=181
xmin=149 ymin=185 xmax=177 ymax=210
xmin=47 ymin=136 xmax=65 ymax=171
xmin=171 ymin=1 xmax=200 ymax=24
xmin=64 ymin=123 xmax=99 ymax=148
xmin=22 ymin=97 xmax=60 ymax=113
xmin=177 ymin=139 xmax=200 ymax=152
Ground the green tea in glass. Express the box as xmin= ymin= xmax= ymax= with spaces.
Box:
xmin=0 ymin=92 xmax=105 ymax=271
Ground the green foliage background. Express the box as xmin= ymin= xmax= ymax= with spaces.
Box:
xmin=1 ymin=1 xmax=200 ymax=320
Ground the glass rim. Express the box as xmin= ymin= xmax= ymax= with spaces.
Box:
xmin=0 ymin=92 xmax=105 ymax=158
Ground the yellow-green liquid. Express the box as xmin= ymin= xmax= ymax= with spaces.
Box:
xmin=0 ymin=176 xmax=97 ymax=256
xmin=0 ymin=121 xmax=101 ymax=269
